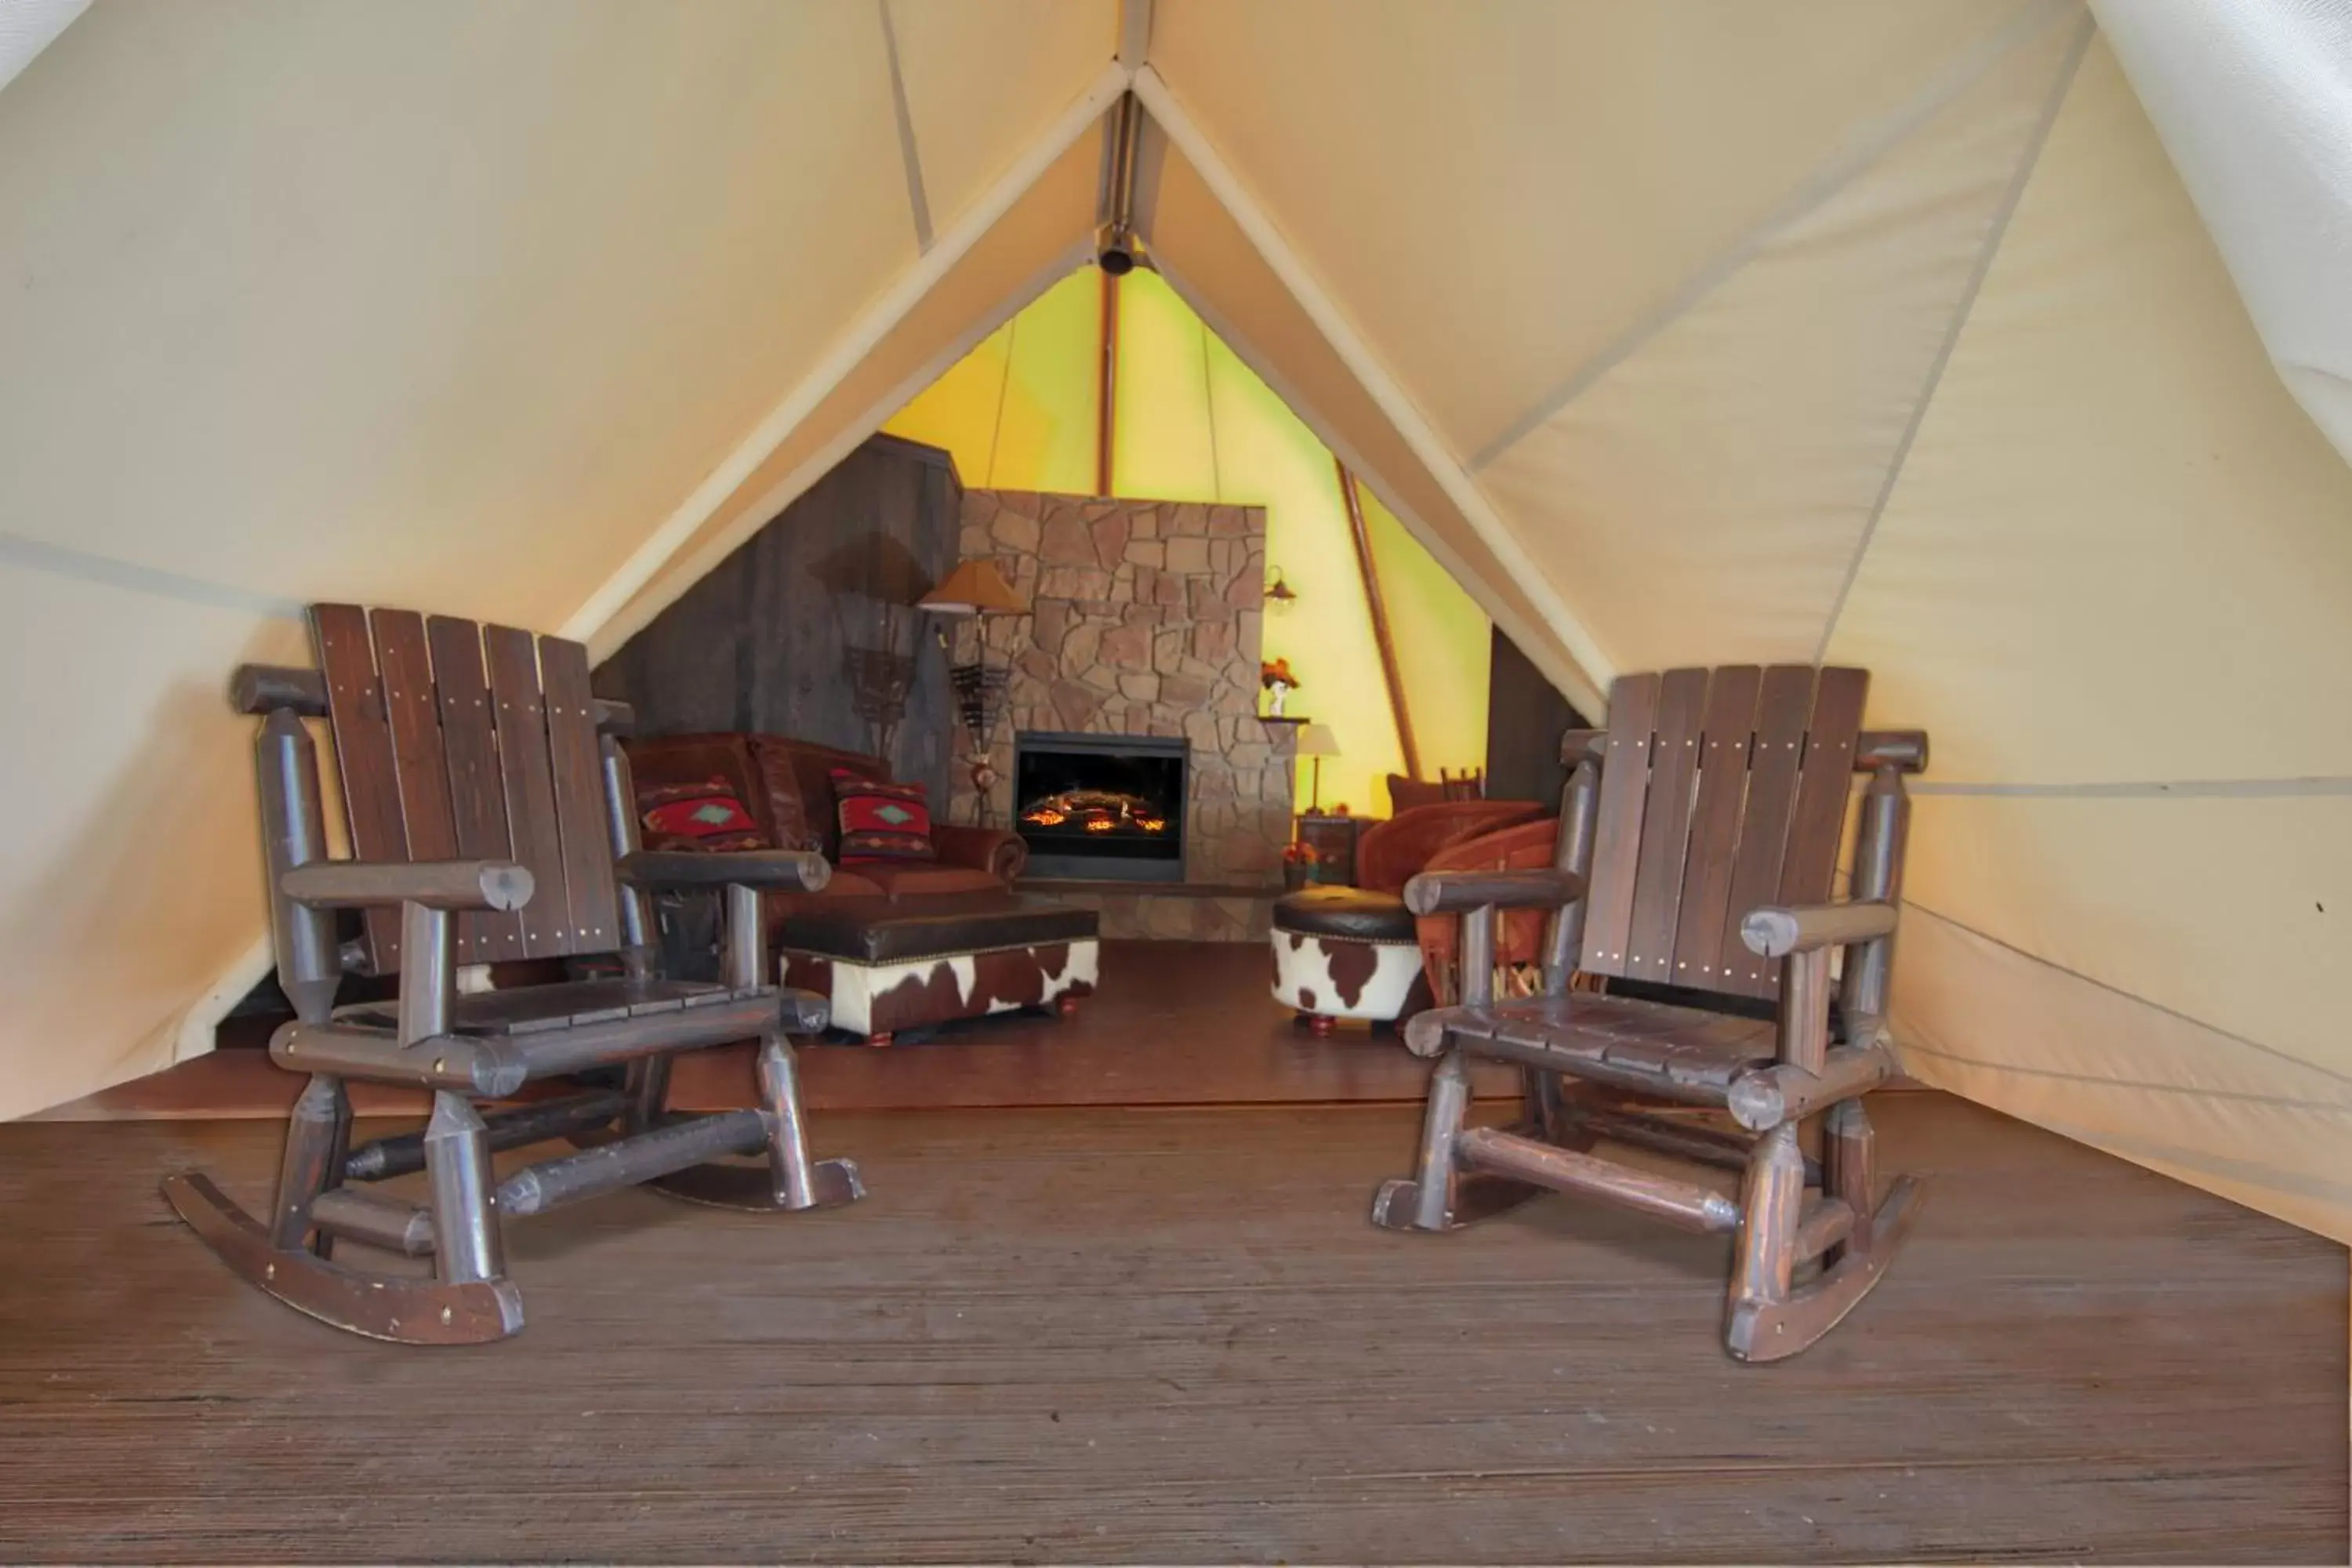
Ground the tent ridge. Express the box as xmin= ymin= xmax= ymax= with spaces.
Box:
xmin=1814 ymin=9 xmax=2097 ymax=665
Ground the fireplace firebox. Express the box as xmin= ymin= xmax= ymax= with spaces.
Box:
xmin=1013 ymin=731 xmax=1186 ymax=883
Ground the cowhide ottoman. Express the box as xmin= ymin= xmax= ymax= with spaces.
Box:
xmin=775 ymin=894 xmax=1099 ymax=1047
xmin=1269 ymin=886 xmax=1432 ymax=1034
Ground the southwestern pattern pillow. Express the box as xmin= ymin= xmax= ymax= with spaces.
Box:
xmin=831 ymin=770 xmax=937 ymax=863
xmin=639 ymin=776 xmax=765 ymax=853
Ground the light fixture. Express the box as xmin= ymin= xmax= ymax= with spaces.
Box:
xmin=1296 ymin=722 xmax=1340 ymax=813
xmin=1265 ymin=565 xmax=1298 ymax=608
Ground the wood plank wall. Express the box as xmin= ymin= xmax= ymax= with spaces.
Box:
xmin=1483 ymin=626 xmax=1588 ymax=808
xmin=593 ymin=435 xmax=961 ymax=804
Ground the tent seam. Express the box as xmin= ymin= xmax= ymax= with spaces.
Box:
xmin=1145 ymin=253 xmax=1596 ymax=716
xmin=1904 ymin=898 xmax=2352 ymax=1088
xmin=985 ymin=314 xmax=1018 ymax=488
xmin=876 ymin=0 xmax=934 ymax=252
xmin=1896 ymin=1040 xmax=2352 ymax=1115
xmin=1813 ymin=11 xmax=2096 ymax=665
xmin=0 ymin=530 xmax=302 ymax=619
xmin=1914 ymin=775 xmax=2352 ymax=798
xmin=1133 ymin=64 xmax=1613 ymax=713
xmin=1465 ymin=0 xmax=2080 ymax=474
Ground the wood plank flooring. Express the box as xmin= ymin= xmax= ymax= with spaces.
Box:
xmin=0 ymin=1095 xmax=2342 ymax=1563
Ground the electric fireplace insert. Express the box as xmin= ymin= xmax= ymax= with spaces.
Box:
xmin=1012 ymin=731 xmax=1187 ymax=882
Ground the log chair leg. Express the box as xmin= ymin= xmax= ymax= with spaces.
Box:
xmin=1522 ymin=1065 xmax=1566 ymax=1145
xmin=1824 ymin=1098 xmax=1876 ymax=1260
xmin=623 ymin=1054 xmax=673 ymax=1137
xmin=1725 ymin=1100 xmax=1922 ymax=1362
xmin=270 ymin=1073 xmax=350 ymax=1256
xmin=160 ymin=1083 xmax=524 ymax=1345
xmin=1723 ymin=1123 xmax=1805 ymax=1361
xmin=424 ymin=1092 xmax=505 ymax=1289
xmin=757 ymin=1030 xmax=865 ymax=1210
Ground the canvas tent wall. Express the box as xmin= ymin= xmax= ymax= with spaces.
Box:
xmin=0 ymin=1 xmax=2345 ymax=1261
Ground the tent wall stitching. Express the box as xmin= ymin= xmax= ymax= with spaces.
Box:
xmin=1464 ymin=0 xmax=2083 ymax=474
xmin=1814 ymin=12 xmax=2097 ymax=663
xmin=877 ymin=0 xmax=934 ymax=252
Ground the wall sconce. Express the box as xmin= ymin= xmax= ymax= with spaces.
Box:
xmin=1265 ymin=565 xmax=1298 ymax=609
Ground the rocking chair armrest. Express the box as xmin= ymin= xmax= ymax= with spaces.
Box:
xmin=1739 ymin=900 xmax=1896 ymax=958
xmin=1403 ymin=866 xmax=1584 ymax=916
xmin=281 ymin=859 xmax=534 ymax=912
xmin=615 ymin=849 xmax=832 ymax=893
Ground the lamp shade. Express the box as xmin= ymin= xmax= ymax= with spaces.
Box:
xmin=1296 ymin=722 xmax=1340 ymax=757
xmin=919 ymin=557 xmax=1029 ymax=616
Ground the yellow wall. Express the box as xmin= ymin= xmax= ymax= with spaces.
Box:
xmin=887 ymin=267 xmax=1101 ymax=494
xmin=886 ymin=263 xmax=1491 ymax=817
xmin=1359 ymin=482 xmax=1493 ymax=795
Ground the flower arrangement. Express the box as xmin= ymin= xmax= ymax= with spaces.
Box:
xmin=1261 ymin=657 xmax=1300 ymax=717
xmin=1281 ymin=837 xmax=1321 ymax=889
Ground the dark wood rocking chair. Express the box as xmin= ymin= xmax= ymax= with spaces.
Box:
xmin=1375 ymin=666 xmax=1927 ymax=1362
xmin=163 ymin=604 xmax=862 ymax=1345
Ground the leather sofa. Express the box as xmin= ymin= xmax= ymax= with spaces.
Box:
xmin=622 ymin=733 xmax=1026 ymax=927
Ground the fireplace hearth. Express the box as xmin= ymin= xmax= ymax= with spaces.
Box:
xmin=1014 ymin=731 xmax=1186 ymax=882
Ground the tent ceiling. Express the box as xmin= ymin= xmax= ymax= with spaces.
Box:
xmin=1 ymin=0 xmax=2347 ymax=1257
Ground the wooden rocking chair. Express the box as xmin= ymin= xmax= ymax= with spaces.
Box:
xmin=1374 ymin=666 xmax=1926 ymax=1361
xmin=163 ymin=604 xmax=862 ymax=1345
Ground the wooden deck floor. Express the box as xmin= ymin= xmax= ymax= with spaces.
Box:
xmin=0 ymin=1094 xmax=2343 ymax=1563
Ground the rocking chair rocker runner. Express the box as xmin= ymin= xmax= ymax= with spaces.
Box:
xmin=1376 ymin=665 xmax=1927 ymax=1362
xmin=164 ymin=604 xmax=863 ymax=1345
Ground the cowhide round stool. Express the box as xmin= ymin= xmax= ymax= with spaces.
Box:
xmin=1269 ymin=886 xmax=1432 ymax=1034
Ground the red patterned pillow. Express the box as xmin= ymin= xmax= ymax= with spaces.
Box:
xmin=831 ymin=770 xmax=936 ymax=863
xmin=639 ymin=776 xmax=764 ymax=853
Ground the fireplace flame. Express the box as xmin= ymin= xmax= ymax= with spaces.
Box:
xmin=1020 ymin=787 xmax=1173 ymax=835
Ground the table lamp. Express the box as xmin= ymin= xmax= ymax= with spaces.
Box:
xmin=1297 ymin=722 xmax=1339 ymax=813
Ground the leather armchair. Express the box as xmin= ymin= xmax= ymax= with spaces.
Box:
xmin=1410 ymin=812 xmax=1562 ymax=1005
xmin=1355 ymin=799 xmax=1545 ymax=895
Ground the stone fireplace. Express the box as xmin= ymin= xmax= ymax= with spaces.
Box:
xmin=953 ymin=490 xmax=1294 ymax=891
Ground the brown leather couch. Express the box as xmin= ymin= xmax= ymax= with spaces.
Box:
xmin=622 ymin=733 xmax=1026 ymax=926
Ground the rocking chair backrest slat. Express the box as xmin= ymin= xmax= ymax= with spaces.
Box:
xmin=370 ymin=610 xmax=460 ymax=863
xmin=1578 ymin=670 xmax=1660 ymax=975
xmin=1578 ymin=663 xmax=1870 ymax=1002
xmin=308 ymin=604 xmax=619 ymax=973
xmin=481 ymin=622 xmax=572 ymax=960
xmin=1777 ymin=667 xmax=1869 ymax=907
xmin=425 ymin=614 xmax=527 ymax=962
xmin=1624 ymin=666 xmax=1709 ymax=981
xmin=536 ymin=636 xmax=623 ymax=957
xmin=312 ymin=603 xmax=412 ymax=968
xmin=1671 ymin=664 xmax=1762 ymax=985
xmin=1712 ymin=665 xmax=1818 ymax=996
